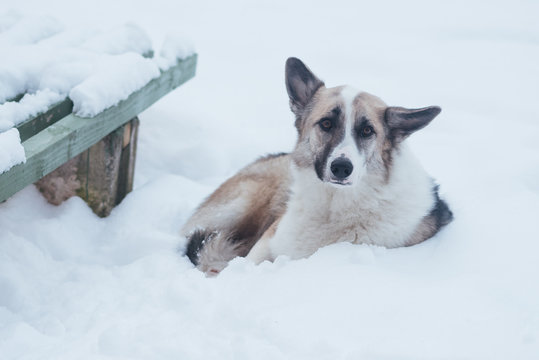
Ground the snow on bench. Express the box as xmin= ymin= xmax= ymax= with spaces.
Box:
xmin=0 ymin=13 xmax=197 ymax=216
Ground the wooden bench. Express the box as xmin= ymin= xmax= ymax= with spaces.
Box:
xmin=0 ymin=54 xmax=197 ymax=217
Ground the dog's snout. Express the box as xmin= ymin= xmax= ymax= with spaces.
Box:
xmin=330 ymin=158 xmax=353 ymax=179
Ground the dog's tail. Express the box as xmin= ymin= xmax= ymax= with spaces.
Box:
xmin=431 ymin=185 xmax=454 ymax=228
xmin=185 ymin=229 xmax=244 ymax=275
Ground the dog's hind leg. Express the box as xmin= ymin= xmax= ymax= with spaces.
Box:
xmin=181 ymin=154 xmax=291 ymax=275
xmin=183 ymin=205 xmax=281 ymax=275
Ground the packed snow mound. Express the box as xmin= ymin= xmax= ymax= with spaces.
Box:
xmin=0 ymin=11 xmax=194 ymax=173
xmin=0 ymin=128 xmax=25 ymax=173
xmin=0 ymin=89 xmax=63 ymax=132
xmin=69 ymin=53 xmax=160 ymax=117
xmin=157 ymin=34 xmax=196 ymax=69
xmin=0 ymin=14 xmax=155 ymax=106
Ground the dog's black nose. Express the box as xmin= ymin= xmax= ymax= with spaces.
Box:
xmin=330 ymin=158 xmax=353 ymax=179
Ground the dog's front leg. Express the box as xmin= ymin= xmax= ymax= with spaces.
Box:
xmin=245 ymin=236 xmax=273 ymax=264
xmin=245 ymin=219 xmax=281 ymax=264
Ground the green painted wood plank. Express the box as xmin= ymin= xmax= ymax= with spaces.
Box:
xmin=16 ymin=98 xmax=74 ymax=142
xmin=142 ymin=50 xmax=154 ymax=59
xmin=3 ymin=93 xmax=24 ymax=104
xmin=0 ymin=54 xmax=197 ymax=203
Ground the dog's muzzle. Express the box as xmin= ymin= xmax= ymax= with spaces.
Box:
xmin=329 ymin=158 xmax=353 ymax=184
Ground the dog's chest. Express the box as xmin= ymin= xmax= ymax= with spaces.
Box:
xmin=269 ymin=175 xmax=433 ymax=259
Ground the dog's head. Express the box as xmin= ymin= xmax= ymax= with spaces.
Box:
xmin=286 ymin=57 xmax=441 ymax=186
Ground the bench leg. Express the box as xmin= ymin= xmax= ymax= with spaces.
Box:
xmin=35 ymin=117 xmax=140 ymax=217
xmin=116 ymin=117 xmax=138 ymax=204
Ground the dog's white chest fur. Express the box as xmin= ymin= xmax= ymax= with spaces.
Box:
xmin=268 ymin=145 xmax=434 ymax=260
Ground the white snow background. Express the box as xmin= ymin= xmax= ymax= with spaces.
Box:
xmin=1 ymin=0 xmax=539 ymax=359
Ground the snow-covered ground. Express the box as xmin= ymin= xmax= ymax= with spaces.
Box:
xmin=1 ymin=0 xmax=539 ymax=359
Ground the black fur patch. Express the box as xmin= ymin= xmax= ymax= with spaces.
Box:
xmin=185 ymin=229 xmax=212 ymax=265
xmin=430 ymin=185 xmax=453 ymax=228
xmin=313 ymin=107 xmax=345 ymax=181
xmin=353 ymin=116 xmax=370 ymax=138
xmin=314 ymin=145 xmax=333 ymax=181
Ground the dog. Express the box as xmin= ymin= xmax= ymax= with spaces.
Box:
xmin=181 ymin=57 xmax=453 ymax=275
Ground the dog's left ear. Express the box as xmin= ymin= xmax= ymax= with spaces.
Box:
xmin=285 ymin=57 xmax=325 ymax=116
xmin=385 ymin=106 xmax=441 ymax=142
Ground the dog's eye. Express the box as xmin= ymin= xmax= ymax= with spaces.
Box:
xmin=319 ymin=119 xmax=333 ymax=131
xmin=360 ymin=125 xmax=374 ymax=137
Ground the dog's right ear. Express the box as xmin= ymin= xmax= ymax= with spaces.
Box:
xmin=285 ymin=57 xmax=324 ymax=116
